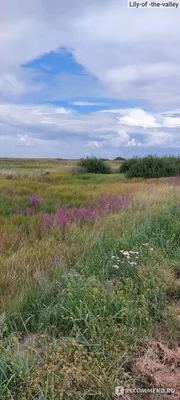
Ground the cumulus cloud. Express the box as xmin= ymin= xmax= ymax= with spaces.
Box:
xmin=0 ymin=0 xmax=180 ymax=107
xmin=119 ymin=109 xmax=161 ymax=128
xmin=17 ymin=134 xmax=32 ymax=146
xmin=0 ymin=1 xmax=180 ymax=156
xmin=163 ymin=117 xmax=180 ymax=128
xmin=1 ymin=104 xmax=180 ymax=157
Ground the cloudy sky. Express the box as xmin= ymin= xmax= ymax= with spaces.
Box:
xmin=0 ymin=0 xmax=180 ymax=158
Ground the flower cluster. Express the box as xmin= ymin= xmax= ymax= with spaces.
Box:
xmin=24 ymin=207 xmax=33 ymax=215
xmin=12 ymin=192 xmax=130 ymax=231
xmin=54 ymin=205 xmax=99 ymax=228
xmin=42 ymin=214 xmax=54 ymax=229
xmin=112 ymin=249 xmax=139 ymax=269
xmin=96 ymin=193 xmax=129 ymax=214
xmin=30 ymin=194 xmax=41 ymax=206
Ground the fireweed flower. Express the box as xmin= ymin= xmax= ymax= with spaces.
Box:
xmin=30 ymin=194 xmax=41 ymax=206
xmin=42 ymin=214 xmax=54 ymax=229
xmin=24 ymin=207 xmax=33 ymax=215
xmin=112 ymin=265 xmax=119 ymax=269
xmin=129 ymin=261 xmax=137 ymax=266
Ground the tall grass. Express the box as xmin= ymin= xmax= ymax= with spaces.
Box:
xmin=0 ymin=159 xmax=180 ymax=399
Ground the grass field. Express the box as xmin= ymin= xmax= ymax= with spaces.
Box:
xmin=0 ymin=159 xmax=180 ymax=399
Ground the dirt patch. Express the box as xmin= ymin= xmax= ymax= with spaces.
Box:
xmin=136 ymin=341 xmax=180 ymax=399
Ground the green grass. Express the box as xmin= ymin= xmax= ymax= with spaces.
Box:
xmin=0 ymin=159 xmax=179 ymax=399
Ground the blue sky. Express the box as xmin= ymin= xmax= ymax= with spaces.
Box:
xmin=1 ymin=0 xmax=180 ymax=158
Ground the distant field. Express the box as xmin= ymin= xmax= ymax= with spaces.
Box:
xmin=0 ymin=158 xmax=180 ymax=399
xmin=0 ymin=158 xmax=123 ymax=176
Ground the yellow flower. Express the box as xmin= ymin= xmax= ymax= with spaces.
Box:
xmin=92 ymin=287 xmax=98 ymax=293
xmin=121 ymin=312 xmax=126 ymax=317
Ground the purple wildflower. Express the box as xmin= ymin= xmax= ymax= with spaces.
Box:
xmin=30 ymin=194 xmax=41 ymax=207
xmin=42 ymin=214 xmax=54 ymax=229
xmin=96 ymin=193 xmax=129 ymax=214
xmin=55 ymin=206 xmax=69 ymax=228
xmin=24 ymin=207 xmax=33 ymax=215
xmin=112 ymin=265 xmax=119 ymax=269
xmin=129 ymin=261 xmax=137 ymax=266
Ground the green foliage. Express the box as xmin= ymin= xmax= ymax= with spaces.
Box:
xmin=8 ymin=204 xmax=180 ymax=339
xmin=119 ymin=157 xmax=138 ymax=174
xmin=119 ymin=155 xmax=180 ymax=178
xmin=114 ymin=157 xmax=126 ymax=161
xmin=0 ymin=157 xmax=180 ymax=399
xmin=78 ymin=157 xmax=112 ymax=174
xmin=1 ymin=203 xmax=180 ymax=398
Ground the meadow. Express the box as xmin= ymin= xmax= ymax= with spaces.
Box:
xmin=0 ymin=159 xmax=180 ymax=399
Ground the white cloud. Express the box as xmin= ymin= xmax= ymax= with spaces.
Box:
xmin=1 ymin=104 xmax=180 ymax=154
xmin=119 ymin=109 xmax=160 ymax=128
xmin=70 ymin=101 xmax=104 ymax=106
xmin=85 ymin=141 xmax=103 ymax=148
xmin=17 ymin=134 xmax=32 ymax=146
xmin=0 ymin=0 xmax=180 ymax=109
xmin=163 ymin=117 xmax=180 ymax=127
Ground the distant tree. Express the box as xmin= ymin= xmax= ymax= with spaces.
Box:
xmin=114 ymin=157 xmax=125 ymax=161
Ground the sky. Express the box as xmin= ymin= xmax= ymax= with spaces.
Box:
xmin=0 ymin=0 xmax=180 ymax=159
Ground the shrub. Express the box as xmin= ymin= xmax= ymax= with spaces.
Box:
xmin=119 ymin=155 xmax=180 ymax=179
xmin=114 ymin=157 xmax=125 ymax=161
xmin=119 ymin=157 xmax=138 ymax=174
xmin=77 ymin=157 xmax=112 ymax=174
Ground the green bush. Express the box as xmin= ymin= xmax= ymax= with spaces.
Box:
xmin=119 ymin=155 xmax=180 ymax=179
xmin=114 ymin=157 xmax=125 ymax=161
xmin=119 ymin=157 xmax=138 ymax=174
xmin=77 ymin=157 xmax=112 ymax=174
